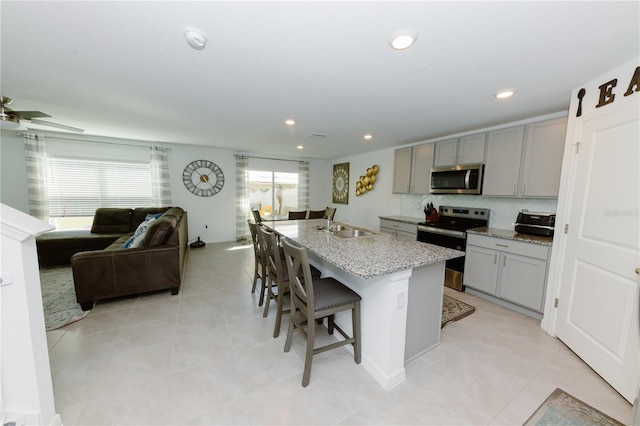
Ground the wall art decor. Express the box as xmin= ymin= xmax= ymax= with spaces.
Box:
xmin=355 ymin=164 xmax=379 ymax=196
xmin=332 ymin=162 xmax=349 ymax=204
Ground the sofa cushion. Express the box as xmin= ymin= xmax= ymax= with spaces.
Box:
xmin=91 ymin=208 xmax=133 ymax=234
xmin=121 ymin=216 xmax=157 ymax=249
xmin=143 ymin=207 xmax=183 ymax=247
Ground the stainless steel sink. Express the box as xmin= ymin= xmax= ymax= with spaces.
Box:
xmin=334 ymin=228 xmax=376 ymax=238
xmin=330 ymin=224 xmax=349 ymax=232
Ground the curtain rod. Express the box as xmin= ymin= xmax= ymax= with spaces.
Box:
xmin=15 ymin=132 xmax=170 ymax=150
xmin=235 ymin=154 xmax=306 ymax=163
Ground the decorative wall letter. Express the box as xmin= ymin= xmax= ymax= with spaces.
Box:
xmin=596 ymin=78 xmax=618 ymax=108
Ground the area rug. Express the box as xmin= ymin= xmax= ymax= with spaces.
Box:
xmin=523 ymin=388 xmax=624 ymax=426
xmin=39 ymin=265 xmax=90 ymax=331
xmin=441 ymin=294 xmax=475 ymax=328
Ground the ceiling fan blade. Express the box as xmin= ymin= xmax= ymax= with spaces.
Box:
xmin=27 ymin=118 xmax=84 ymax=133
xmin=14 ymin=110 xmax=51 ymax=119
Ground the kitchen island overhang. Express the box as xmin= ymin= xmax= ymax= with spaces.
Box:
xmin=261 ymin=219 xmax=463 ymax=390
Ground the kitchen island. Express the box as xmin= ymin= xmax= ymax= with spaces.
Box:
xmin=261 ymin=219 xmax=463 ymax=390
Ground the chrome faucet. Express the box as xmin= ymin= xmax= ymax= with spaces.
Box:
xmin=326 ymin=218 xmax=332 ymax=231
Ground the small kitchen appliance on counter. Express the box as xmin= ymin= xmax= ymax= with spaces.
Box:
xmin=417 ymin=206 xmax=490 ymax=291
xmin=515 ymin=210 xmax=556 ymax=237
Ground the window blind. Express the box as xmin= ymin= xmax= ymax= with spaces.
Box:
xmin=46 ymin=158 xmax=152 ymax=217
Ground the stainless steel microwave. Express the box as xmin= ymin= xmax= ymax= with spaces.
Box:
xmin=430 ymin=164 xmax=484 ymax=195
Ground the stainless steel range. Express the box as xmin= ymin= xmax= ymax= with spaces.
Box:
xmin=417 ymin=205 xmax=489 ymax=291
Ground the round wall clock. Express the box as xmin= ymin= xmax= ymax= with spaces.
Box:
xmin=182 ymin=160 xmax=224 ymax=197
xmin=332 ymin=162 xmax=349 ymax=204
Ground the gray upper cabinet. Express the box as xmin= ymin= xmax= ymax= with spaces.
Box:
xmin=392 ymin=147 xmax=413 ymax=193
xmin=392 ymin=143 xmax=434 ymax=194
xmin=433 ymin=138 xmax=458 ymax=167
xmin=483 ymin=118 xmax=567 ymax=198
xmin=433 ymin=133 xmax=486 ymax=167
xmin=483 ymin=125 xmax=525 ymax=196
xmin=457 ymin=133 xmax=486 ymax=165
xmin=519 ymin=117 xmax=568 ymax=197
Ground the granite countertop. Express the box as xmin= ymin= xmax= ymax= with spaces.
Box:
xmin=262 ymin=219 xmax=463 ymax=279
xmin=467 ymin=227 xmax=554 ymax=246
xmin=378 ymin=215 xmax=424 ymax=225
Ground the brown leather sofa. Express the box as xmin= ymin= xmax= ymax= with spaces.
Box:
xmin=63 ymin=206 xmax=188 ymax=310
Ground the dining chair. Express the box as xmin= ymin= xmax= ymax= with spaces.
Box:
xmin=288 ymin=210 xmax=307 ymax=220
xmin=251 ymin=209 xmax=262 ymax=223
xmin=248 ymin=220 xmax=268 ymax=305
xmin=307 ymin=210 xmax=325 ymax=219
xmin=260 ymin=227 xmax=320 ymax=338
xmin=324 ymin=207 xmax=336 ymax=220
xmin=281 ymin=238 xmax=361 ymax=387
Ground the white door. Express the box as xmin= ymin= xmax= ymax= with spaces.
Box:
xmin=556 ymin=101 xmax=639 ymax=403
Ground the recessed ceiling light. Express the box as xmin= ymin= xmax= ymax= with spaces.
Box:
xmin=495 ymin=90 xmax=516 ymax=99
xmin=184 ymin=27 xmax=207 ymax=50
xmin=364 ymin=134 xmax=373 ymax=140
xmin=389 ymin=29 xmax=418 ymax=50
xmin=296 ymin=145 xmax=304 ymax=150
xmin=285 ymin=119 xmax=296 ymax=125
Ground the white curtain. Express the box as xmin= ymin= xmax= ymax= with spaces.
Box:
xmin=150 ymin=146 xmax=172 ymax=206
xmin=298 ymin=160 xmax=309 ymax=210
xmin=23 ymin=133 xmax=49 ymax=221
xmin=235 ymin=154 xmax=250 ymax=242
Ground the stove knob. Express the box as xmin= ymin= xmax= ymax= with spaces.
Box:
xmin=456 ymin=245 xmax=462 ymax=250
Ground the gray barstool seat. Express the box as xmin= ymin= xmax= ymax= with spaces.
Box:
xmin=281 ymin=238 xmax=361 ymax=387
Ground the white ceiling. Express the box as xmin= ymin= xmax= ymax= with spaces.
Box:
xmin=1 ymin=1 xmax=638 ymax=160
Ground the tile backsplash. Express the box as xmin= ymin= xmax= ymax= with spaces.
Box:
xmin=401 ymin=194 xmax=558 ymax=230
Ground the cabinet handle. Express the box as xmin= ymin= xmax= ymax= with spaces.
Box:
xmin=494 ymin=254 xmax=497 ymax=264
xmin=523 ymin=184 xmax=526 ymax=195
xmin=496 ymin=243 xmax=509 ymax=248
xmin=503 ymin=256 xmax=507 ymax=267
xmin=513 ymin=185 xmax=516 ymax=195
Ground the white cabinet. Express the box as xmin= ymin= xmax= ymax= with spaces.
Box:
xmin=379 ymin=219 xmax=417 ymax=240
xmin=434 ymin=133 xmax=486 ymax=167
xmin=463 ymin=233 xmax=550 ymax=314
xmin=483 ymin=118 xmax=567 ymax=198
xmin=392 ymin=143 xmax=434 ymax=194
xmin=482 ymin=125 xmax=525 ymax=196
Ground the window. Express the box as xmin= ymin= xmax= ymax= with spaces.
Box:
xmin=45 ymin=157 xmax=152 ymax=230
xmin=248 ymin=170 xmax=298 ymax=219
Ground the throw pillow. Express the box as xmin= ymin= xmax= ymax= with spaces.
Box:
xmin=121 ymin=217 xmax=156 ymax=249
xmin=146 ymin=212 xmax=163 ymax=220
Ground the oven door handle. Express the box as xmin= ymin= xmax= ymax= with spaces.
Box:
xmin=417 ymin=225 xmax=466 ymax=239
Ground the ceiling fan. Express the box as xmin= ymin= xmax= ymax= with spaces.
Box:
xmin=0 ymin=96 xmax=84 ymax=133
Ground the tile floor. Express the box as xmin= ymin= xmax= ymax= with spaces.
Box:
xmin=46 ymin=241 xmax=634 ymax=425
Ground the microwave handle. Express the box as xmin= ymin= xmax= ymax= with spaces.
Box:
xmin=464 ymin=170 xmax=471 ymax=189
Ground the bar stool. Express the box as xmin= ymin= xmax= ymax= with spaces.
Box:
xmin=281 ymin=238 xmax=361 ymax=387
xmin=260 ymin=227 xmax=320 ymax=338
xmin=288 ymin=210 xmax=307 ymax=220
xmin=247 ymin=220 xmax=267 ymax=305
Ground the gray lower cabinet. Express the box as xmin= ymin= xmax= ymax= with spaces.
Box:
xmin=379 ymin=219 xmax=417 ymax=240
xmin=463 ymin=233 xmax=550 ymax=313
